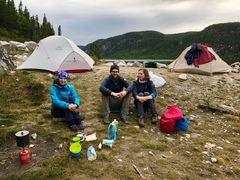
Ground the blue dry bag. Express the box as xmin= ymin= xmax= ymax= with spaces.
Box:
xmin=175 ymin=112 xmax=188 ymax=131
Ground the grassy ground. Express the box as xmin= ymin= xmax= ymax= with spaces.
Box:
xmin=0 ymin=64 xmax=240 ymax=180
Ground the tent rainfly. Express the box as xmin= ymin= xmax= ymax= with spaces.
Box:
xmin=168 ymin=45 xmax=232 ymax=75
xmin=17 ymin=35 xmax=94 ymax=73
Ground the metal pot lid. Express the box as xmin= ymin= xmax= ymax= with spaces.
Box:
xmin=15 ymin=130 xmax=29 ymax=137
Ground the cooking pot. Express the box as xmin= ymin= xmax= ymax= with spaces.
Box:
xmin=15 ymin=130 xmax=29 ymax=148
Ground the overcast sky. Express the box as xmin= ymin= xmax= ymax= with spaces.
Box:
xmin=14 ymin=0 xmax=240 ymax=45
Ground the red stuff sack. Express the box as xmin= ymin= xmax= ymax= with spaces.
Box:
xmin=160 ymin=104 xmax=184 ymax=134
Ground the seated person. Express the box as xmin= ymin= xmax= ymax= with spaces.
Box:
xmin=132 ymin=68 xmax=158 ymax=128
xmin=99 ymin=64 xmax=132 ymax=124
xmin=50 ymin=70 xmax=84 ymax=131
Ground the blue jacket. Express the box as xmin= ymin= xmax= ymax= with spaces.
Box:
xmin=99 ymin=75 xmax=132 ymax=95
xmin=132 ymin=79 xmax=157 ymax=100
xmin=50 ymin=78 xmax=80 ymax=109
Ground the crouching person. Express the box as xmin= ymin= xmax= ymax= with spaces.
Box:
xmin=132 ymin=68 xmax=158 ymax=128
xmin=99 ymin=64 xmax=132 ymax=124
xmin=50 ymin=70 xmax=84 ymax=131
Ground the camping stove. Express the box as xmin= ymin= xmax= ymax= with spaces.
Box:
xmin=15 ymin=130 xmax=30 ymax=164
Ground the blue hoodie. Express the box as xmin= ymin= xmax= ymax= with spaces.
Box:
xmin=50 ymin=78 xmax=80 ymax=109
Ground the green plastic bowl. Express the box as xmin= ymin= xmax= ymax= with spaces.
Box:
xmin=69 ymin=143 xmax=81 ymax=154
xmin=72 ymin=137 xmax=80 ymax=143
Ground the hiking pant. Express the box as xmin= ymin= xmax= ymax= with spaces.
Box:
xmin=101 ymin=93 xmax=131 ymax=117
xmin=51 ymin=96 xmax=81 ymax=123
xmin=135 ymin=92 xmax=157 ymax=117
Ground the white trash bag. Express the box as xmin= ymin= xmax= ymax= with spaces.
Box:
xmin=149 ymin=71 xmax=166 ymax=88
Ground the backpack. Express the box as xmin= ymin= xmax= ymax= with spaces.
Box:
xmin=159 ymin=104 xmax=184 ymax=134
xmin=175 ymin=113 xmax=188 ymax=131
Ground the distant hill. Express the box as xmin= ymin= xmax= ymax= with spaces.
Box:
xmin=83 ymin=22 xmax=240 ymax=64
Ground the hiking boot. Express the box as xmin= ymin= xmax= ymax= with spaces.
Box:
xmin=138 ymin=116 xmax=144 ymax=128
xmin=70 ymin=124 xmax=78 ymax=131
xmin=77 ymin=123 xmax=84 ymax=130
xmin=151 ymin=114 xmax=158 ymax=124
xmin=121 ymin=114 xmax=129 ymax=124
xmin=103 ymin=115 xmax=110 ymax=124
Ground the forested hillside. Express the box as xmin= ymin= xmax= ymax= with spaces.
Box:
xmin=0 ymin=0 xmax=56 ymax=42
xmin=85 ymin=22 xmax=240 ymax=63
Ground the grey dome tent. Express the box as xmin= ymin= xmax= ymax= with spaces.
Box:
xmin=17 ymin=35 xmax=94 ymax=73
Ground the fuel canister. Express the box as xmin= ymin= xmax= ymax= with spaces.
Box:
xmin=19 ymin=149 xmax=30 ymax=164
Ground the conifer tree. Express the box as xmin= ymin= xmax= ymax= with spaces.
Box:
xmin=58 ymin=25 xmax=62 ymax=36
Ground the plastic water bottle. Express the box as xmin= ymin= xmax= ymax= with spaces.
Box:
xmin=113 ymin=119 xmax=118 ymax=137
xmin=108 ymin=122 xmax=117 ymax=141
xmin=113 ymin=119 xmax=118 ymax=132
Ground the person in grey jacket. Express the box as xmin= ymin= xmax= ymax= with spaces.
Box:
xmin=99 ymin=64 xmax=132 ymax=124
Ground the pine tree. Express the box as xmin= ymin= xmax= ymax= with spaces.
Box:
xmin=58 ymin=25 xmax=61 ymax=36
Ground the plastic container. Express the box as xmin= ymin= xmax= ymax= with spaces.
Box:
xmin=108 ymin=122 xmax=117 ymax=141
xmin=71 ymin=137 xmax=80 ymax=144
xmin=70 ymin=151 xmax=81 ymax=158
xmin=69 ymin=143 xmax=81 ymax=158
xmin=113 ymin=119 xmax=118 ymax=131
xmin=113 ymin=119 xmax=118 ymax=136
xmin=69 ymin=143 xmax=81 ymax=153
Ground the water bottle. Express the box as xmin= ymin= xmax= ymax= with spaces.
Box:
xmin=113 ymin=119 xmax=118 ymax=137
xmin=108 ymin=122 xmax=117 ymax=141
xmin=113 ymin=119 xmax=118 ymax=132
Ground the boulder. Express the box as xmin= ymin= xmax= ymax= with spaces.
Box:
xmin=9 ymin=41 xmax=26 ymax=51
xmin=0 ymin=47 xmax=15 ymax=74
xmin=0 ymin=41 xmax=10 ymax=50
xmin=24 ymin=41 xmax=37 ymax=51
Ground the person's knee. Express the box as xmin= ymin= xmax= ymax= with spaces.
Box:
xmin=138 ymin=93 xmax=144 ymax=97
xmin=143 ymin=92 xmax=150 ymax=96
xmin=69 ymin=96 xmax=74 ymax=102
xmin=61 ymin=96 xmax=69 ymax=102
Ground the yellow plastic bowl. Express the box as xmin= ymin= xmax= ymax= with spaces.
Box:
xmin=69 ymin=143 xmax=81 ymax=154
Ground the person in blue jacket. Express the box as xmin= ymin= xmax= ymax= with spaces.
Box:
xmin=50 ymin=70 xmax=84 ymax=131
xmin=132 ymin=68 xmax=158 ymax=128
xmin=99 ymin=64 xmax=132 ymax=124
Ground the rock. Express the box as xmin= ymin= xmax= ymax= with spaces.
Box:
xmin=31 ymin=133 xmax=37 ymax=140
xmin=204 ymin=142 xmax=216 ymax=149
xmin=29 ymin=144 xmax=35 ymax=148
xmin=24 ymin=41 xmax=37 ymax=51
xmin=179 ymin=74 xmax=187 ymax=81
xmin=9 ymin=41 xmax=26 ymax=51
xmin=0 ymin=41 xmax=10 ymax=50
xmin=149 ymin=151 xmax=154 ymax=156
xmin=0 ymin=47 xmax=15 ymax=74
xmin=211 ymin=157 xmax=217 ymax=163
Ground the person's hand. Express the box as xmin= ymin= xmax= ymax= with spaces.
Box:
xmin=111 ymin=92 xmax=121 ymax=98
xmin=119 ymin=91 xmax=127 ymax=99
xmin=68 ymin=104 xmax=78 ymax=112
xmin=137 ymin=96 xmax=150 ymax=103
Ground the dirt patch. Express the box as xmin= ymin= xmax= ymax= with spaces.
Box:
xmin=0 ymin=136 xmax=61 ymax=178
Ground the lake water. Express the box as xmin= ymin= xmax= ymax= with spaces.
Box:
xmin=101 ymin=59 xmax=174 ymax=64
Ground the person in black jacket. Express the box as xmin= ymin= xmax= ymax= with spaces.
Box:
xmin=99 ymin=64 xmax=132 ymax=124
xmin=132 ymin=68 xmax=158 ymax=128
